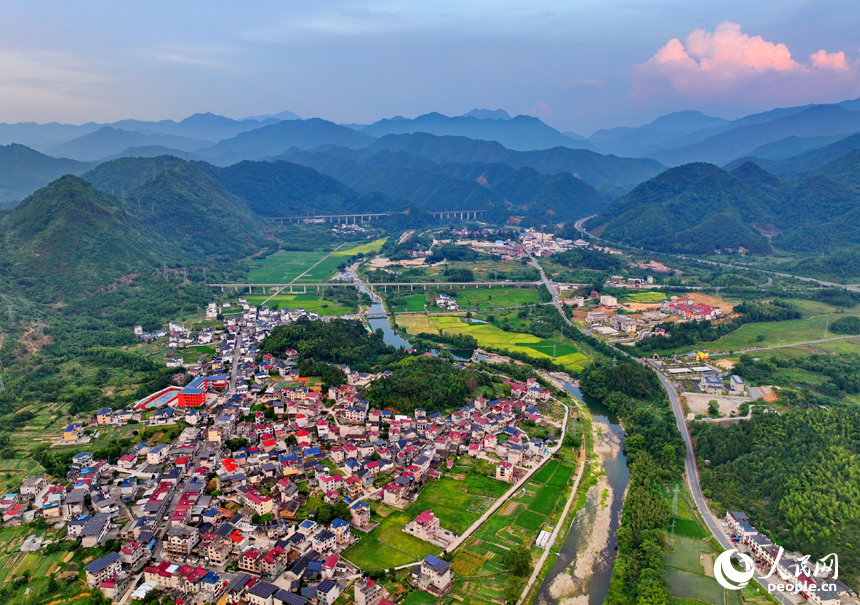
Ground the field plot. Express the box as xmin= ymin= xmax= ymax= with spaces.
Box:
xmin=448 ymin=459 xmax=576 ymax=605
xmin=388 ymin=293 xmax=428 ymax=313
xmin=445 ymin=287 xmax=542 ymax=310
xmin=296 ymin=255 xmax=344 ymax=283
xmin=247 ymin=251 xmax=331 ymax=283
xmin=244 ymin=293 xmax=353 ymax=316
xmin=398 ymin=315 xmax=590 ymax=371
xmin=622 ymin=291 xmax=667 ymax=303
xmin=333 ymin=237 xmax=387 ymax=257
xmin=666 ymin=567 xmax=725 ymax=605
xmin=343 ymin=459 xmax=507 ymax=569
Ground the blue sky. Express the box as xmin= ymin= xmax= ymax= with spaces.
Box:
xmin=2 ymin=0 xmax=859 ymax=134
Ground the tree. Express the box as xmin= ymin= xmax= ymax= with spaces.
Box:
xmin=505 ymin=545 xmax=532 ymax=576
xmin=707 ymin=400 xmax=719 ymax=417
xmin=504 ymin=576 xmax=525 ymax=605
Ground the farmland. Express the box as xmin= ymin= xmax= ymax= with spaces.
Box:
xmin=396 ymin=314 xmax=589 ymax=371
xmin=446 ymin=458 xmax=578 ymax=605
xmin=343 ymin=459 xmax=509 ymax=570
xmin=332 ymin=237 xmax=388 ymax=257
xmin=243 ymin=293 xmax=354 ymax=316
xmin=247 ymin=250 xmax=333 ymax=283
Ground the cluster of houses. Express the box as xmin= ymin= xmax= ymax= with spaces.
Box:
xmin=725 ymin=511 xmax=852 ymax=605
xmin=607 ymin=275 xmax=656 ymax=288
xmin=660 ymin=297 xmax=723 ymax=321
xmin=4 ymin=301 xmax=561 ymax=603
xmin=434 ymin=293 xmax=459 ymax=310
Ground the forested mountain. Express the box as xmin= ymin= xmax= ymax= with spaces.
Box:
xmin=278 ymin=147 xmax=610 ymax=222
xmin=0 ymin=176 xmax=161 ymax=296
xmin=200 ymin=118 xmax=374 ymax=164
xmin=365 ymin=132 xmax=665 ymax=191
xmin=723 ymin=132 xmax=860 ymax=178
xmin=588 ymin=152 xmax=860 ymax=254
xmin=49 ymin=127 xmax=213 ymax=161
xmin=194 ymin=159 xmax=397 ymax=216
xmin=647 ymin=105 xmax=860 ymax=166
xmin=0 ymin=144 xmax=93 ymax=204
xmin=361 ymin=112 xmax=593 ymax=151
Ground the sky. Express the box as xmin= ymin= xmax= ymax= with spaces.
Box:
xmin=2 ymin=0 xmax=860 ymax=135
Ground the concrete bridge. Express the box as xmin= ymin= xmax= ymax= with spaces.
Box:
xmin=208 ymin=281 xmax=540 ymax=293
xmin=262 ymin=210 xmax=485 ymax=224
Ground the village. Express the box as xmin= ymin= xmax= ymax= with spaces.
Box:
xmin=0 ymin=297 xmax=565 ymax=605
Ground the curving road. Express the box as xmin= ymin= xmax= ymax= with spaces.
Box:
xmin=656 ymin=369 xmax=794 ymax=605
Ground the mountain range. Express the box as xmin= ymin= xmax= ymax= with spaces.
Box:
xmin=586 ymin=149 xmax=860 ymax=255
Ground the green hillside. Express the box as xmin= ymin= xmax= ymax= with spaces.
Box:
xmin=0 ymin=175 xmax=159 ymax=296
xmin=126 ymin=161 xmax=265 ymax=259
xmin=588 ymin=162 xmax=777 ymax=254
xmin=83 ymin=155 xmax=187 ymax=194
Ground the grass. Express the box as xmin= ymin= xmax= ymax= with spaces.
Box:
xmin=390 ymin=294 xmax=428 ymax=313
xmin=531 ymin=460 xmax=559 ymax=484
xmin=332 ymin=237 xmax=388 ymax=257
xmin=546 ymin=464 xmax=575 ymax=488
xmin=666 ymin=567 xmax=726 ymax=605
xmin=695 ymin=312 xmax=860 ymax=353
xmin=666 ymin=536 xmax=709 ymax=573
xmin=401 ymin=591 xmax=440 ymax=605
xmin=296 ymin=255 xmax=345 ymax=283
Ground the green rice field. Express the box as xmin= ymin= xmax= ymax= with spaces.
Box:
xmin=243 ymin=292 xmax=353 ymax=316
xmin=402 ymin=315 xmax=590 ymax=371
xmin=247 ymin=250 xmax=333 ymax=283
xmin=332 ymin=237 xmax=387 ymax=257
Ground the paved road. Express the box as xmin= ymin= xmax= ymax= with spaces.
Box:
xmin=229 ymin=333 xmax=243 ymax=395
xmin=656 ymin=368 xmax=795 ymax=605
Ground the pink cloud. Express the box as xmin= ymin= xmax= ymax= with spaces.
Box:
xmin=527 ymin=101 xmax=552 ymax=117
xmin=633 ymin=22 xmax=858 ymax=104
xmin=810 ymin=49 xmax=848 ymax=70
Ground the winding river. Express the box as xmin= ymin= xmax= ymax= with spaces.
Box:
xmin=535 ymin=384 xmax=630 ymax=605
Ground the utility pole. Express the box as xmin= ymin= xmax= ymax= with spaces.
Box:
xmin=672 ymin=484 xmax=679 ymax=516
xmin=0 ymin=363 xmax=5 ymax=393
xmin=203 ymin=268 xmax=207 ymax=284
xmin=162 ymin=263 xmax=168 ymax=281
xmin=183 ymin=268 xmax=188 ymax=285
xmin=35 ymin=318 xmax=44 ymax=337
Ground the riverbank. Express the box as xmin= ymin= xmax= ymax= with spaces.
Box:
xmin=526 ymin=380 xmax=628 ymax=605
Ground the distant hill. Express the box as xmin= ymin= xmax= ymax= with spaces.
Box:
xmin=364 ymin=132 xmax=664 ymax=192
xmin=83 ymin=156 xmax=189 ymax=195
xmin=739 ymin=133 xmax=852 ymax=160
xmin=461 ymin=109 xmax=511 ymax=120
xmin=0 ymin=175 xmax=159 ymax=294
xmin=647 ymin=105 xmax=860 ymax=166
xmin=0 ymin=144 xmax=93 ymax=203
xmin=125 ymin=162 xmax=264 ymax=259
xmin=723 ymin=132 xmax=860 ymax=178
xmin=100 ymin=145 xmax=207 ymax=162
xmin=0 ymin=122 xmax=103 ymax=151
xmin=49 ymin=127 xmax=213 ymax=162
xmin=588 ymin=110 xmax=729 ymax=156
xmin=361 ymin=113 xmax=594 ymax=151
xmin=199 ymin=118 xmax=373 ymax=164
xmin=277 ymin=147 xmax=609 ymax=223
xmin=194 ymin=159 xmax=396 ymax=217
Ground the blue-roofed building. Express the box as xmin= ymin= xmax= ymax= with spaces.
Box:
xmin=274 ymin=589 xmax=308 ymax=605
xmin=414 ymin=554 xmax=453 ymax=595
xmin=317 ymin=579 xmax=340 ymax=605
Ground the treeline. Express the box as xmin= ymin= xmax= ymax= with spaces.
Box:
xmin=590 ymin=393 xmax=685 ymax=605
xmin=691 ymin=409 xmax=860 ymax=582
xmin=261 ymin=318 xmax=405 ymax=372
xmin=632 ymin=300 xmax=801 ymax=353
xmin=363 ymin=356 xmax=491 ymax=414
xmin=733 ymin=352 xmax=860 ymax=400
xmin=552 ymin=248 xmax=625 ymax=272
xmin=415 ymin=331 xmax=479 ymax=349
xmin=579 ymin=360 xmax=663 ymax=401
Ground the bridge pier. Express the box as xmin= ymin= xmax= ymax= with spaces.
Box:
xmin=221 ymin=286 xmax=224 ymax=293
xmin=248 ymin=286 xmax=252 ymax=294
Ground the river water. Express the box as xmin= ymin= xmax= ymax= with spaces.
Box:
xmin=358 ymin=284 xmax=413 ymax=349
xmin=534 ymin=384 xmax=630 ymax=605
